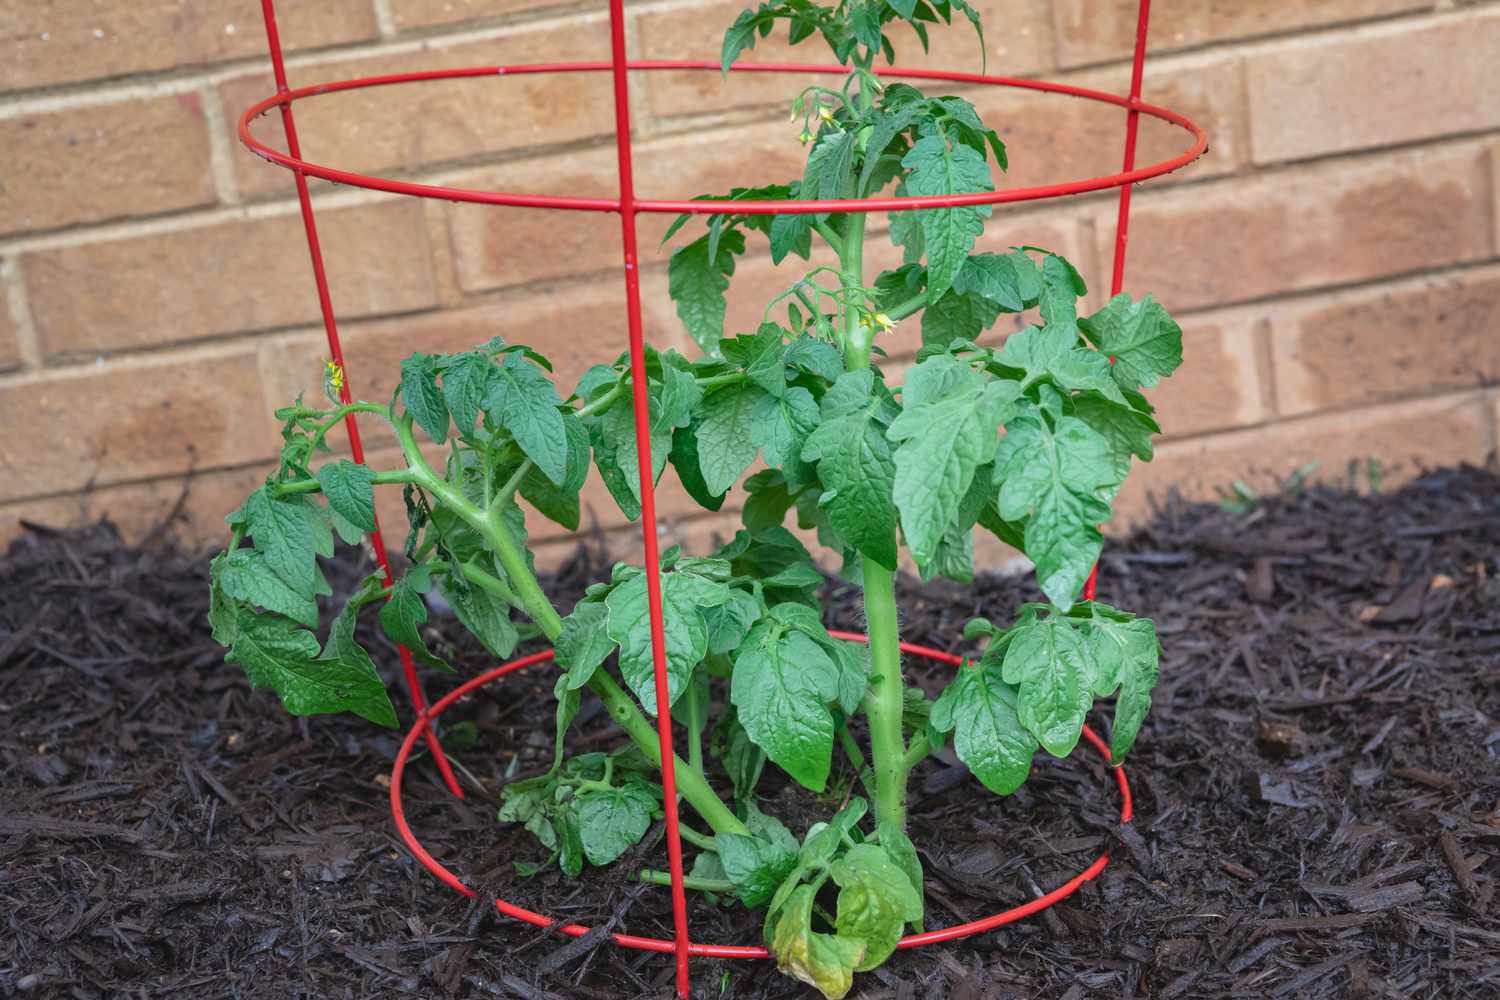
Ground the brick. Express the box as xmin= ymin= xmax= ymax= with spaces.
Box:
xmin=264 ymin=282 xmax=698 ymax=450
xmin=1248 ymin=14 xmax=1500 ymax=165
xmin=224 ymin=25 xmax=616 ymax=199
xmin=1097 ymin=144 xmax=1492 ymax=313
xmin=0 ymin=263 xmax=21 ymax=372
xmin=389 ymin=0 xmax=558 ymax=31
xmin=446 ymin=121 xmax=808 ymax=294
xmin=1051 ymin=0 xmax=1429 ymax=69
xmin=636 ymin=0 xmax=1052 ymax=121
xmin=1268 ymin=268 xmax=1500 ymax=415
xmin=0 ymin=461 xmax=273 ymax=548
xmin=1146 ymin=315 xmax=1265 ymax=436
xmin=1 ymin=2 xmax=378 ymax=94
xmin=0 ymin=95 xmax=216 ymax=237
xmin=971 ymin=55 xmax=1241 ymax=191
xmin=0 ymin=349 xmax=273 ymax=501
xmin=26 ymin=200 xmax=436 ymax=358
xmin=1109 ymin=391 xmax=1491 ymax=529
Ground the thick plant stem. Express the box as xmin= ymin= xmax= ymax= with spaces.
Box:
xmin=838 ymin=53 xmax=911 ymax=832
xmin=397 ymin=418 xmax=747 ymax=838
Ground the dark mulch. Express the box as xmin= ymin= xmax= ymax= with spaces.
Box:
xmin=3 ymin=463 xmax=1498 ymax=999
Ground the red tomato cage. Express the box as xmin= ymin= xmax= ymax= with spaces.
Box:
xmin=241 ymin=0 xmax=1205 ymax=994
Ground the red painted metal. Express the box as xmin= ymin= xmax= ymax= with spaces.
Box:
xmin=1083 ymin=0 xmax=1154 ymax=606
xmin=388 ymin=634 xmax=1131 ymax=960
xmin=253 ymin=0 xmax=461 ymax=799
xmin=246 ymin=0 xmax=1190 ymax=992
xmin=601 ymin=0 xmax=693 ymax=992
xmin=237 ymin=63 xmax=1205 ymax=217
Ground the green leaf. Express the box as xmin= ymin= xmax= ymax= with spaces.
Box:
xmin=901 ymin=134 xmax=993 ymax=303
xmin=769 ymin=211 xmax=812 ymax=264
xmin=242 ymin=487 xmax=317 ymax=600
xmin=1079 ymin=292 xmax=1184 ymax=391
xmin=994 ymin=324 xmax=1126 ymax=405
xmin=716 ymin=832 xmax=799 ymax=907
xmin=723 ymin=323 xmax=789 ymax=397
xmin=930 ymin=659 xmax=1036 ymax=793
xmin=887 ymin=357 xmax=1019 ymax=568
xmin=1078 ymin=603 xmax=1159 ymax=762
xmin=716 ymin=709 xmax=768 ymax=804
xmin=213 ymin=548 xmax=318 ymax=628
xmin=519 ymin=410 xmax=590 ymax=531
xmin=767 ymin=885 xmax=866 ymax=1000
xmin=874 ymin=822 xmax=924 ymax=930
xmin=378 ymin=564 xmax=453 ymax=673
xmin=697 ymin=381 xmax=770 ymax=496
xmin=858 ymin=102 xmax=922 ymax=195
xmin=752 ymin=385 xmax=819 ymax=472
xmin=227 ymin=606 xmax=395 ymax=727
xmin=703 ymin=587 xmax=762 ymax=655
xmin=721 ymin=7 xmax=761 ymax=73
xmin=487 ymin=353 xmax=567 ymax=485
xmin=555 ymin=805 xmax=585 ymax=877
xmin=605 ymin=571 xmax=725 ymax=715
xmin=400 ymin=353 xmax=449 ymax=443
xmin=1001 ymin=617 xmax=1096 ymax=757
xmin=669 ymin=229 xmax=746 ymax=352
xmin=670 ymin=418 xmax=728 ymax=512
xmin=731 ymin=622 xmax=840 ymax=792
xmin=574 ymin=783 xmax=657 ymax=866
xmin=439 ymin=567 xmax=518 ymax=659
xmin=995 ymin=407 xmax=1121 ymax=610
xmin=440 ymin=350 xmax=493 ymax=435
xmin=555 ymin=599 xmax=616 ymax=689
xmin=785 ymin=333 xmax=845 ymax=383
xmin=953 ymin=251 xmax=1037 ymax=311
xmin=1072 ymin=391 xmax=1160 ymax=485
xmin=802 ymin=371 xmax=899 ymax=571
xmin=316 ymin=460 xmax=377 ymax=533
xmin=831 ymin=843 xmax=922 ymax=970
xmin=802 ymin=128 xmax=858 ymax=222
xmin=799 ymin=797 xmax=869 ymax=870
xmin=1038 ymin=252 xmax=1086 ymax=335
xmin=920 ymin=287 xmax=1002 ymax=349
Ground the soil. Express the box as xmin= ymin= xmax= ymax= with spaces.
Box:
xmin=2 ymin=463 xmax=1498 ymax=1000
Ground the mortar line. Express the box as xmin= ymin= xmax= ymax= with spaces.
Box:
xmin=371 ymin=0 xmax=399 ymax=40
xmin=198 ymin=84 xmax=243 ymax=207
xmin=2 ymin=255 xmax=44 ymax=371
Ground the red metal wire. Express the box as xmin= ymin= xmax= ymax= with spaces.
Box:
xmin=237 ymin=62 xmax=1204 ymax=216
xmin=388 ymin=635 xmax=1131 ymax=960
xmin=254 ymin=0 xmax=462 ymax=799
xmin=601 ymin=0 xmax=693 ymax=993
xmin=1083 ymin=0 xmax=1153 ymax=606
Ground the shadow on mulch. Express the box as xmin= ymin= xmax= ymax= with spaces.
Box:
xmin=2 ymin=463 xmax=1498 ymax=999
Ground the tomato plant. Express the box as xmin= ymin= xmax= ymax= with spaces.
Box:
xmin=208 ymin=2 xmax=1183 ymax=994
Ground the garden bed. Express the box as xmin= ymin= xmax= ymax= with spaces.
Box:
xmin=2 ymin=462 xmax=1497 ymax=999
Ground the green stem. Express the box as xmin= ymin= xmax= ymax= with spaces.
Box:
xmin=272 ymin=468 xmax=417 ymax=498
xmin=885 ymin=289 xmax=925 ymax=323
xmin=812 ymin=219 xmax=844 ymax=257
xmin=836 ymin=724 xmax=878 ymax=802
xmin=834 ymin=75 xmax=910 ymax=829
xmin=686 ymin=675 xmax=705 ymax=777
xmin=638 ymin=870 xmax=734 ymax=894
xmin=670 ymin=823 xmax=717 ymax=852
xmin=902 ymin=733 xmax=931 ymax=772
xmin=396 ymin=415 xmax=748 ymax=839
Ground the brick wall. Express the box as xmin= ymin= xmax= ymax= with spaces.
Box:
xmin=3 ymin=0 xmax=1498 ymax=566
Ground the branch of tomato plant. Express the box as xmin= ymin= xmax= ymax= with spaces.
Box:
xmin=389 ymin=411 xmax=751 ymax=839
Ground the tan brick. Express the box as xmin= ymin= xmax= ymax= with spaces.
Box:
xmin=1051 ymin=0 xmax=1429 ymax=69
xmin=1 ymin=2 xmax=378 ymax=94
xmin=389 ymin=0 xmax=558 ymax=31
xmin=0 ymin=350 xmax=273 ymax=501
xmin=446 ymin=121 xmax=810 ymax=294
xmin=636 ymin=0 xmax=1052 ymax=121
xmin=1147 ymin=315 xmax=1265 ymax=436
xmin=1097 ymin=144 xmax=1492 ymax=313
xmin=1248 ymin=14 xmax=1500 ymax=165
xmin=1268 ymin=268 xmax=1500 ymax=416
xmin=26 ymin=200 xmax=436 ymax=358
xmin=972 ymin=55 xmax=1241 ymax=191
xmin=1109 ymin=391 xmax=1491 ymax=529
xmin=0 ymin=265 xmax=21 ymax=372
xmin=224 ymin=25 xmax=616 ymax=199
xmin=0 ymin=461 xmax=274 ymax=548
xmin=0 ymin=96 xmax=216 ymax=237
